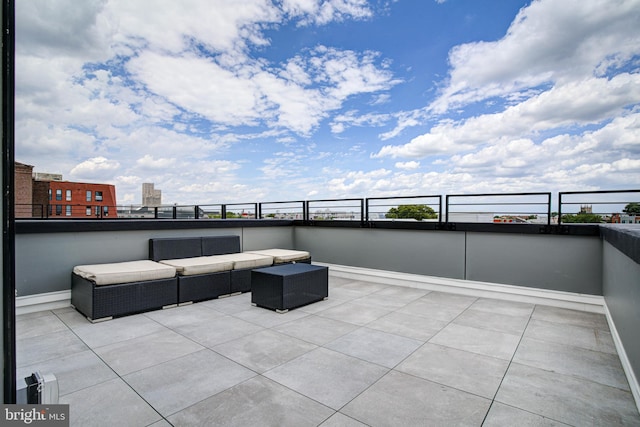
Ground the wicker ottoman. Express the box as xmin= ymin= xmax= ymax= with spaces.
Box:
xmin=251 ymin=263 xmax=328 ymax=312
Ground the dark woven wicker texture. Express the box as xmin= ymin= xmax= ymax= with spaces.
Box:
xmin=202 ymin=235 xmax=241 ymax=255
xmin=251 ymin=264 xmax=328 ymax=311
xmin=149 ymin=237 xmax=202 ymax=261
xmin=72 ymin=273 xmax=178 ymax=320
xmin=178 ymin=271 xmax=231 ymax=303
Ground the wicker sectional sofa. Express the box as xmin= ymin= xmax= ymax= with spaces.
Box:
xmin=71 ymin=235 xmax=310 ymax=321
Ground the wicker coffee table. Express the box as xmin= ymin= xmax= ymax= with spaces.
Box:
xmin=251 ymin=263 xmax=328 ymax=313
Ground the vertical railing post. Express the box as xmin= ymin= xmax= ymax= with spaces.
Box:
xmin=253 ymin=203 xmax=258 ymax=220
xmin=546 ymin=193 xmax=551 ymax=225
xmin=360 ymin=199 xmax=365 ymax=226
xmin=445 ymin=195 xmax=450 ymax=223
xmin=154 ymin=206 xmax=158 ymax=218
xmin=221 ymin=204 xmax=227 ymax=219
xmin=194 ymin=205 xmax=200 ymax=219
xmin=558 ymin=193 xmax=563 ymax=225
xmin=438 ymin=196 xmax=443 ymax=224
xmin=365 ymin=198 xmax=369 ymax=222
xmin=258 ymin=203 xmax=262 ymax=219
xmin=172 ymin=206 xmax=177 ymax=219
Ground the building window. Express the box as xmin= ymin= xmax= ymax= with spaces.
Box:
xmin=66 ymin=190 xmax=72 ymax=201
xmin=55 ymin=189 xmax=62 ymax=201
xmin=55 ymin=205 xmax=62 ymax=216
xmin=86 ymin=206 xmax=92 ymax=216
xmin=48 ymin=189 xmax=52 ymax=201
xmin=65 ymin=205 xmax=72 ymax=216
xmin=95 ymin=191 xmax=103 ymax=201
xmin=86 ymin=190 xmax=92 ymax=202
xmin=103 ymin=206 xmax=109 ymax=216
xmin=95 ymin=206 xmax=101 ymax=217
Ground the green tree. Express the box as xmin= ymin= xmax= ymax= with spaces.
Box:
xmin=386 ymin=204 xmax=438 ymax=221
xmin=561 ymin=213 xmax=602 ymax=223
xmin=623 ymin=202 xmax=640 ymax=214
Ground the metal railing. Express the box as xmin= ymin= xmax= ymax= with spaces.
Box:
xmin=446 ymin=192 xmax=552 ymax=225
xmin=258 ymin=201 xmax=306 ymax=220
xmin=366 ymin=195 xmax=442 ymax=223
xmin=558 ymin=189 xmax=640 ymax=224
xmin=305 ymin=198 xmax=365 ymax=223
xmin=15 ymin=189 xmax=640 ymax=225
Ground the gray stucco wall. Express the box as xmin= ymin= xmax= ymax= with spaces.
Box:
xmin=294 ymin=227 xmax=466 ymax=279
xmin=603 ymin=241 xmax=640 ymax=386
xmin=15 ymin=223 xmax=604 ymax=297
xmin=466 ymin=232 xmax=603 ymax=294
xmin=295 ymin=226 xmax=603 ymax=294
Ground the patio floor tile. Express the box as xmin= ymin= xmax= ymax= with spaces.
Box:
xmin=531 ymin=305 xmax=609 ymax=330
xmin=513 ymin=337 xmax=630 ymax=390
xmin=123 ymin=349 xmax=256 ymax=417
xmin=71 ymin=314 xmax=168 ymax=348
xmin=60 ymin=378 xmax=161 ymax=427
xmin=495 ymin=363 xmax=640 ymax=426
xmin=17 ymin=349 xmax=117 ymax=396
xmin=93 ymin=329 xmax=204 ymax=376
xmin=366 ymin=311 xmax=448 ymax=342
xmin=430 ymin=323 xmax=521 ymax=360
xmin=167 ymin=376 xmax=334 ymax=427
xmin=341 ymin=370 xmax=491 ymax=426
xmin=172 ymin=314 xmax=264 ymax=347
xmin=524 ymin=318 xmax=617 ymax=354
xmin=483 ymin=402 xmax=570 ymax=426
xmin=212 ymin=329 xmax=317 ymax=373
xmin=467 ymin=298 xmax=535 ymax=317
xmin=317 ymin=301 xmax=393 ymax=326
xmin=453 ymin=308 xmax=531 ymax=335
xmin=17 ymin=329 xmax=88 ymax=367
xmin=264 ymin=347 xmax=388 ymax=410
xmin=396 ymin=343 xmax=509 ymax=399
xmin=324 ymin=327 xmax=422 ymax=368
xmin=272 ymin=314 xmax=358 ymax=346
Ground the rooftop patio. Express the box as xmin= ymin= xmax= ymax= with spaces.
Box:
xmin=16 ymin=269 xmax=640 ymax=426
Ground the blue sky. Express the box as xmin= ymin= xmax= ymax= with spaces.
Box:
xmin=15 ymin=0 xmax=640 ymax=205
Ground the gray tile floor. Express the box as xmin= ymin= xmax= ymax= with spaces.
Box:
xmin=16 ymin=274 xmax=640 ymax=426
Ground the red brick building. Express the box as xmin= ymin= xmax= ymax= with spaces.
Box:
xmin=14 ymin=162 xmax=34 ymax=218
xmin=15 ymin=162 xmax=118 ymax=218
xmin=36 ymin=180 xmax=118 ymax=218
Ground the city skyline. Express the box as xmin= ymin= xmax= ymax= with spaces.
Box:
xmin=15 ymin=0 xmax=640 ymax=205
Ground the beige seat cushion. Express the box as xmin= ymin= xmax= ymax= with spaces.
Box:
xmin=159 ymin=256 xmax=234 ymax=276
xmin=216 ymin=253 xmax=274 ymax=270
xmin=245 ymin=249 xmax=310 ymax=263
xmin=73 ymin=260 xmax=176 ymax=286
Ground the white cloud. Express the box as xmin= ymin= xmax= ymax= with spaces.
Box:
xmin=395 ymin=161 xmax=420 ymax=170
xmin=70 ymin=157 xmax=120 ymax=180
xmin=136 ymin=155 xmax=176 ymax=170
xmin=282 ymin=0 xmax=373 ymax=25
xmin=375 ymin=74 xmax=640 ymax=159
xmin=430 ymin=0 xmax=640 ymax=113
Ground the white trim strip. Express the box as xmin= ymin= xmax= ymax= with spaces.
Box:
xmin=318 ymin=262 xmax=605 ymax=313
xmin=16 ymin=290 xmax=71 ymax=315
xmin=603 ymin=303 xmax=640 ymax=411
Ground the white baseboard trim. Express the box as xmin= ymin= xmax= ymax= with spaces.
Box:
xmin=317 ymin=263 xmax=605 ymax=313
xmin=16 ymin=290 xmax=71 ymax=315
xmin=603 ymin=303 xmax=640 ymax=411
